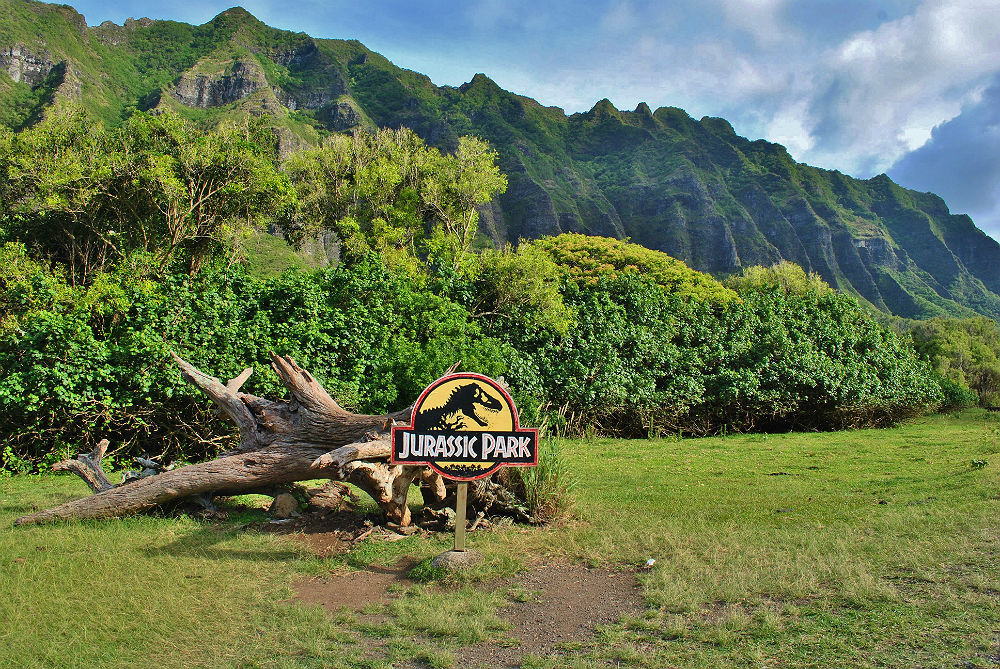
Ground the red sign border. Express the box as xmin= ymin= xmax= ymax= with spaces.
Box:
xmin=390 ymin=372 xmax=539 ymax=481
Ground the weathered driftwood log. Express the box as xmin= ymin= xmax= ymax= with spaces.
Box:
xmin=14 ymin=353 xmax=448 ymax=526
xmin=51 ymin=438 xmax=115 ymax=493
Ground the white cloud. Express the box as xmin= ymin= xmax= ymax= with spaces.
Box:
xmin=765 ymin=101 xmax=815 ymax=156
xmin=792 ymin=0 xmax=1000 ymax=174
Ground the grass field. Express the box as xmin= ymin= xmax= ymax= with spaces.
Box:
xmin=2 ymin=410 xmax=1000 ymax=668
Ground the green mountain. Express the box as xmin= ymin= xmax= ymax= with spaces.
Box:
xmin=3 ymin=0 xmax=999 ymax=320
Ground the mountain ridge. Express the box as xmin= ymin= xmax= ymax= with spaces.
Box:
xmin=2 ymin=0 xmax=999 ymax=320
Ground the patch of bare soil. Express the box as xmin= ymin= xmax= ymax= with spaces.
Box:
xmin=460 ymin=563 xmax=644 ymax=668
xmin=257 ymin=509 xmax=374 ymax=557
xmin=267 ymin=505 xmax=644 ymax=666
xmin=294 ymin=560 xmax=417 ymax=612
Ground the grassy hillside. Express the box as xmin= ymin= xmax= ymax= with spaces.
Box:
xmin=1 ymin=0 xmax=998 ymax=320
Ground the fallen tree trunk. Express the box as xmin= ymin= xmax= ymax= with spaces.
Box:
xmin=15 ymin=353 xmax=446 ymax=526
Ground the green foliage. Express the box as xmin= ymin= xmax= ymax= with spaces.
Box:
xmin=934 ymin=373 xmax=978 ymax=411
xmin=726 ymin=260 xmax=834 ymax=296
xmin=116 ymin=110 xmax=294 ymax=275
xmin=0 ymin=106 xmax=293 ymax=282
xmin=447 ymin=243 xmax=574 ymax=336
xmin=906 ymin=316 xmax=1000 ymax=406
xmin=421 ymin=135 xmax=508 ymax=270
xmin=703 ymin=288 xmax=942 ymax=432
xmin=0 ymin=234 xmax=943 ymax=470
xmin=281 ymin=127 xmax=506 ymax=270
xmin=281 ymin=127 xmax=432 ymax=264
xmin=0 ymin=257 xmax=513 ymax=470
xmin=500 ymin=273 xmax=940 ymax=437
xmin=531 ymin=233 xmax=738 ymax=305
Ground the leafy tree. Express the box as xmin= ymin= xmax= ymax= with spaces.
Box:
xmin=281 ymin=128 xmax=505 ymax=270
xmin=281 ymin=127 xmax=430 ymax=265
xmin=0 ymin=106 xmax=293 ymax=282
xmin=0 ymin=105 xmax=116 ymax=285
xmin=726 ymin=261 xmax=834 ymax=296
xmin=116 ymin=111 xmax=294 ymax=275
xmin=421 ymin=135 xmax=507 ymax=270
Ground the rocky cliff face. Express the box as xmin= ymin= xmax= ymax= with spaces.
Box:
xmin=1 ymin=45 xmax=55 ymax=86
xmin=170 ymin=58 xmax=265 ymax=108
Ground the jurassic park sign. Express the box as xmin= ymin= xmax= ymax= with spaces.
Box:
xmin=391 ymin=373 xmax=538 ymax=481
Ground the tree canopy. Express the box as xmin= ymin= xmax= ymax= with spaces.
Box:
xmin=280 ymin=127 xmax=506 ymax=271
xmin=0 ymin=106 xmax=293 ymax=282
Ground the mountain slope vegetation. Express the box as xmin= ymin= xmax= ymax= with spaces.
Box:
xmin=2 ymin=0 xmax=998 ymax=319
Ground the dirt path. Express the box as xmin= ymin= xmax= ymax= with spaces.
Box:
xmin=291 ymin=559 xmax=643 ymax=668
xmin=460 ymin=563 xmax=643 ymax=668
xmin=276 ymin=512 xmax=644 ymax=667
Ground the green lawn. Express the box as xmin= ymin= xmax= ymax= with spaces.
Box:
xmin=2 ymin=410 xmax=999 ymax=668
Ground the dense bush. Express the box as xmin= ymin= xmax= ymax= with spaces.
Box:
xmin=906 ymin=317 xmax=1000 ymax=406
xmin=1 ymin=240 xmax=949 ymax=471
xmin=704 ymin=288 xmax=942 ymax=431
xmin=494 ymin=271 xmax=941 ymax=438
xmin=0 ymin=248 xmax=512 ymax=470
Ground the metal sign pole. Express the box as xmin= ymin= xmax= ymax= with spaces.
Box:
xmin=454 ymin=482 xmax=468 ymax=552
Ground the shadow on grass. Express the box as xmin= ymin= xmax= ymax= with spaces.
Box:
xmin=142 ymin=520 xmax=305 ymax=563
xmin=0 ymin=492 xmax=86 ymax=519
xmin=1 ymin=502 xmax=44 ymax=516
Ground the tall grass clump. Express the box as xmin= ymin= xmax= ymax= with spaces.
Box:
xmin=499 ymin=439 xmax=575 ymax=523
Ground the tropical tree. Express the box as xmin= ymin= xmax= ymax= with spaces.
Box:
xmin=281 ymin=127 xmax=506 ymax=269
xmin=0 ymin=106 xmax=293 ymax=281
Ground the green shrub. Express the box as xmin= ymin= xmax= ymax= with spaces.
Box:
xmin=498 ymin=273 xmax=941 ymax=437
xmin=906 ymin=316 xmax=1000 ymax=406
xmin=725 ymin=260 xmax=834 ymax=296
xmin=0 ymin=236 xmax=946 ymax=471
xmin=934 ymin=374 xmax=978 ymax=411
xmin=0 ymin=256 xmax=513 ymax=471
xmin=531 ymin=233 xmax=738 ymax=305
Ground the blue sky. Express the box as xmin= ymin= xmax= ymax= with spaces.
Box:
xmin=67 ymin=0 xmax=1000 ymax=242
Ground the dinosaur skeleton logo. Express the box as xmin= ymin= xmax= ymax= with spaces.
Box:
xmin=391 ymin=373 xmax=538 ymax=481
xmin=413 ymin=383 xmax=503 ymax=431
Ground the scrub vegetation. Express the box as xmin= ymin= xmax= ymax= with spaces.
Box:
xmin=0 ymin=105 xmax=980 ymax=473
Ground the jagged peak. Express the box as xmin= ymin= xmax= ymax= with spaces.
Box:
xmin=867 ymin=173 xmax=894 ymax=185
xmin=459 ymin=73 xmax=502 ymax=94
xmin=209 ymin=6 xmax=266 ymax=30
xmin=216 ymin=7 xmax=255 ymax=20
xmin=588 ymin=98 xmax=620 ymax=118
xmin=634 ymin=102 xmax=652 ymax=116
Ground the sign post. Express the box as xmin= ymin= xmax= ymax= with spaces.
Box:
xmin=454 ymin=482 xmax=468 ymax=552
xmin=391 ymin=372 xmax=538 ymax=567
